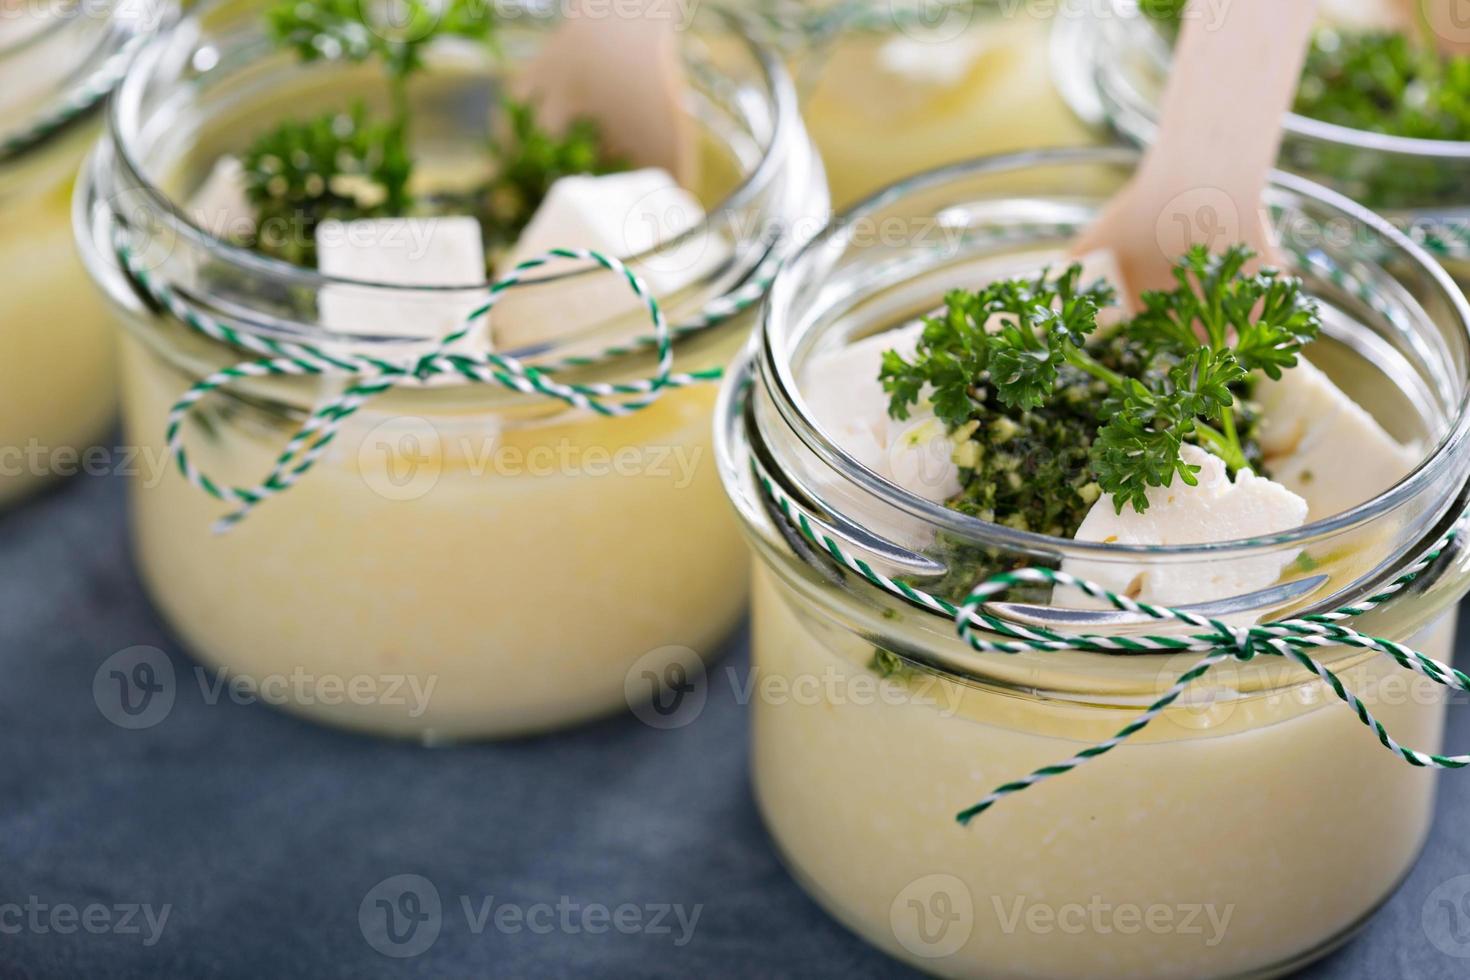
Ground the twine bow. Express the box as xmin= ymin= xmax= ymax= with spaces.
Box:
xmin=116 ymin=235 xmax=736 ymax=531
xmin=751 ymin=455 xmax=1470 ymax=826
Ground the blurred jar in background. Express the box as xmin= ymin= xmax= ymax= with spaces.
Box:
xmin=0 ymin=0 xmax=164 ymax=507
xmin=746 ymin=0 xmax=1104 ymax=205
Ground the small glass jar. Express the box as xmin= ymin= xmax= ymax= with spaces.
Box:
xmin=74 ymin=0 xmax=827 ymax=740
xmin=1056 ymin=1 xmax=1470 ymax=283
xmin=0 ymin=0 xmax=162 ymax=506
xmin=746 ymin=0 xmax=1098 ymax=206
xmin=717 ymin=147 xmax=1470 ymax=978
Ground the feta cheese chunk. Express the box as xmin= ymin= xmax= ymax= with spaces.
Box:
xmin=1254 ymin=357 xmax=1420 ymax=520
xmin=802 ymin=323 xmax=962 ymax=504
xmin=491 ymin=168 xmax=719 ymax=352
xmin=316 ymin=216 xmax=490 ymax=346
xmin=188 ymin=157 xmax=255 ymax=240
xmin=1061 ymin=446 xmax=1308 ymax=610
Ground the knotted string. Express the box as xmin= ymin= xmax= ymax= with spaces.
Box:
xmin=115 ymin=233 xmax=735 ymax=531
xmin=750 ymin=454 xmax=1470 ymax=826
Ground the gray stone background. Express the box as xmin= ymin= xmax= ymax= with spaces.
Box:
xmin=2 ymin=470 xmax=1468 ymax=978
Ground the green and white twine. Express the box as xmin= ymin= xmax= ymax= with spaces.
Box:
xmin=116 ymin=230 xmax=771 ymax=531
xmin=751 ymin=455 xmax=1470 ymax=825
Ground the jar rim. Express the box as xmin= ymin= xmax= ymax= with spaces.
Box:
xmin=752 ymin=145 xmax=1470 ymax=561
xmin=1080 ymin=4 xmax=1470 ymax=161
xmin=104 ymin=0 xmax=802 ymax=298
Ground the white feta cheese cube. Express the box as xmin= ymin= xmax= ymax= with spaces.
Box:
xmin=1060 ymin=446 xmax=1308 ymax=610
xmin=188 ymin=157 xmax=255 ymax=240
xmin=802 ymin=323 xmax=962 ymax=504
xmin=316 ymin=216 xmax=490 ymax=347
xmin=490 ymin=168 xmax=720 ymax=352
xmin=1254 ymin=356 xmax=1420 ymax=520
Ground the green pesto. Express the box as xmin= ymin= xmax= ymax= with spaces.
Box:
xmin=881 ymin=246 xmax=1311 ymax=523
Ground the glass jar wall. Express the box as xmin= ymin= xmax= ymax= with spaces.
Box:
xmin=717 ymin=147 xmax=1470 ymax=978
xmin=0 ymin=1 xmax=162 ymax=506
xmin=751 ymin=0 xmax=1100 ymax=206
xmin=75 ymin=0 xmax=828 ymax=740
xmin=1057 ymin=0 xmax=1470 ymax=285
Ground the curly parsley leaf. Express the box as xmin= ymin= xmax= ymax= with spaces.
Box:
xmin=880 ymin=266 xmax=1116 ymax=422
xmin=1231 ymin=271 xmax=1323 ymax=379
xmin=481 ymin=98 xmax=627 ymax=253
xmin=241 ymin=104 xmax=412 ymax=265
xmin=1092 ymin=380 xmax=1199 ymax=515
xmin=883 ymin=246 xmax=1318 ymax=518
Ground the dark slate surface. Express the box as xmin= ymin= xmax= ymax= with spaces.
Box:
xmin=2 ymin=466 xmax=1468 ymax=979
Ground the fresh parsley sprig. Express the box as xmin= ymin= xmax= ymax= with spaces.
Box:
xmin=241 ymin=103 xmax=411 ymax=265
xmin=882 ymin=265 xmax=1117 ymax=425
xmin=239 ymin=1 xmax=622 ymax=269
xmin=481 ymin=98 xmax=626 ymax=253
xmin=240 ymin=0 xmax=498 ymax=264
xmin=267 ymin=0 xmax=495 ymax=90
xmin=881 ymin=245 xmax=1321 ymax=517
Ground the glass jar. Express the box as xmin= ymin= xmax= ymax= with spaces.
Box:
xmin=717 ymin=147 xmax=1470 ymax=978
xmin=743 ymin=0 xmax=1099 ymax=206
xmin=1056 ymin=0 xmax=1470 ymax=284
xmin=0 ymin=0 xmax=162 ymax=506
xmin=74 ymin=0 xmax=828 ymax=740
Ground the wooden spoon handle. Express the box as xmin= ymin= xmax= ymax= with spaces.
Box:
xmin=1398 ymin=0 xmax=1470 ymax=55
xmin=1075 ymin=0 xmax=1318 ymax=294
xmin=512 ymin=1 xmax=695 ymax=184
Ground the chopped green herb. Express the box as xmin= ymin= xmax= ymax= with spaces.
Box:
xmin=481 ymin=98 xmax=628 ymax=253
xmin=241 ymin=104 xmax=411 ymax=266
xmin=239 ymin=1 xmax=620 ymax=269
xmin=1295 ymin=29 xmax=1470 ymax=143
xmin=1290 ymin=551 xmax=1321 ymax=574
xmin=881 ymin=245 xmax=1316 ymax=523
xmin=868 ymin=648 xmax=913 ymax=679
